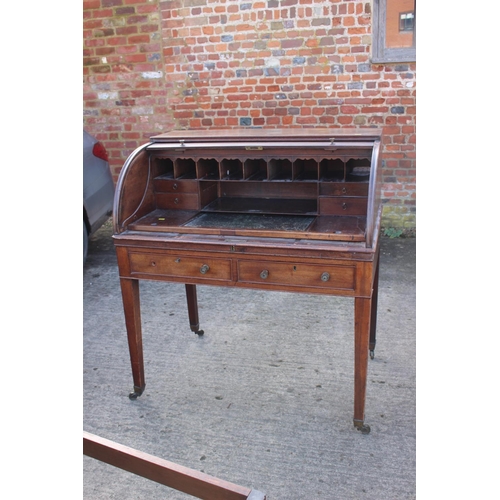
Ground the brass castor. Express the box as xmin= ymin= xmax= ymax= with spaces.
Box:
xmin=190 ymin=324 xmax=204 ymax=336
xmin=353 ymin=420 xmax=371 ymax=434
xmin=128 ymin=385 xmax=145 ymax=400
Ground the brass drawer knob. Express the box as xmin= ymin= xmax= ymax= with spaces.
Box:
xmin=260 ymin=270 xmax=269 ymax=279
xmin=321 ymin=272 xmax=330 ymax=282
xmin=200 ymin=264 xmax=210 ymax=274
xmin=342 ymin=202 xmax=347 ymax=210
xmin=172 ymin=183 xmax=178 ymax=190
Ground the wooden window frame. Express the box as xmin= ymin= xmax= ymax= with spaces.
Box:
xmin=372 ymin=0 xmax=416 ymax=63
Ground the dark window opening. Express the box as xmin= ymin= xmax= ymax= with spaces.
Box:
xmin=399 ymin=12 xmax=415 ymax=32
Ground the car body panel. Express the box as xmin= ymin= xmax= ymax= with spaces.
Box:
xmin=83 ymin=130 xmax=115 ymax=263
xmin=83 ymin=130 xmax=114 ymax=235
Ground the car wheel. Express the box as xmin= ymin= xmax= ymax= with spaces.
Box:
xmin=83 ymin=220 xmax=89 ymax=265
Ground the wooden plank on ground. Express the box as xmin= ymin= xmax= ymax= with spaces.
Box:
xmin=83 ymin=431 xmax=266 ymax=500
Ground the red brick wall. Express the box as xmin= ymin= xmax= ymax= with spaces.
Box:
xmin=83 ymin=0 xmax=416 ymax=229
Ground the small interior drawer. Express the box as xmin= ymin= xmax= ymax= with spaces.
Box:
xmin=156 ymin=193 xmax=200 ymax=210
xmin=319 ymin=182 xmax=369 ymax=197
xmin=318 ymin=197 xmax=367 ymax=216
xmin=154 ymin=178 xmax=199 ymax=193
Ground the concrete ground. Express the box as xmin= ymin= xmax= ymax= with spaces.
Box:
xmin=83 ymin=220 xmax=416 ymax=499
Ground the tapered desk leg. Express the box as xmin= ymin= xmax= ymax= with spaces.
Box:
xmin=120 ymin=277 xmax=145 ymax=399
xmin=185 ymin=284 xmax=204 ymax=335
xmin=369 ymin=254 xmax=380 ymax=360
xmin=354 ymin=296 xmax=371 ymax=434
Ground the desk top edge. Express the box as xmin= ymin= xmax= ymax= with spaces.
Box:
xmin=113 ymin=230 xmax=379 ymax=255
xmin=150 ymin=127 xmax=383 ymax=143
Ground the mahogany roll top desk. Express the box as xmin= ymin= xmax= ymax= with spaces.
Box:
xmin=113 ymin=128 xmax=382 ymax=433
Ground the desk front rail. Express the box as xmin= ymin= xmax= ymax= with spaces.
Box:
xmin=116 ymin=246 xmax=373 ymax=298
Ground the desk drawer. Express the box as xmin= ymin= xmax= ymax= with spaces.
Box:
xmin=237 ymin=260 xmax=355 ymax=290
xmin=129 ymin=253 xmax=232 ymax=281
